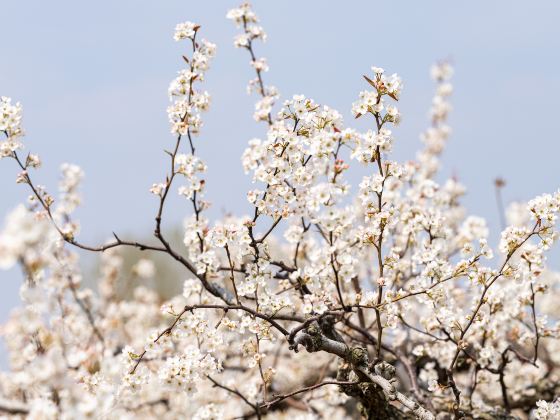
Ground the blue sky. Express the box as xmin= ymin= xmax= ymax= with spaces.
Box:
xmin=1 ymin=1 xmax=560 ymax=332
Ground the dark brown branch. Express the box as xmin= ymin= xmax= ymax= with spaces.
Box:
xmin=261 ymin=380 xmax=359 ymax=410
xmin=0 ymin=398 xmax=28 ymax=415
xmin=208 ymin=375 xmax=259 ymax=417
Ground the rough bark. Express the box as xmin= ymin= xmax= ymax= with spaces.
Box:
xmin=290 ymin=321 xmax=434 ymax=420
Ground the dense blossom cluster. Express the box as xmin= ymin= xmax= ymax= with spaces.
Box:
xmin=1 ymin=3 xmax=560 ymax=420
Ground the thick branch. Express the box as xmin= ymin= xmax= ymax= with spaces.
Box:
xmin=0 ymin=398 xmax=28 ymax=415
xmin=291 ymin=326 xmax=434 ymax=420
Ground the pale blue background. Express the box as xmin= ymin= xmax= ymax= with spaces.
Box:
xmin=1 ymin=1 xmax=560 ymax=364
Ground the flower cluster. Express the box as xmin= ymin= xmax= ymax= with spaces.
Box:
xmin=175 ymin=153 xmax=207 ymax=199
xmin=0 ymin=96 xmax=24 ymax=157
xmin=1 ymin=3 xmax=560 ymax=420
xmin=157 ymin=346 xmax=220 ymax=392
xmin=534 ymin=399 xmax=560 ymax=419
xmin=417 ymin=61 xmax=454 ymax=179
xmin=173 ymin=21 xmax=199 ymax=42
xmin=227 ymin=3 xmax=277 ymax=123
xmin=352 ymin=67 xmax=403 ymax=118
xmin=167 ymin=24 xmax=216 ymax=136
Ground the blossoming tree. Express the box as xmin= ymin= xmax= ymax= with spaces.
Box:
xmin=1 ymin=3 xmax=560 ymax=419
